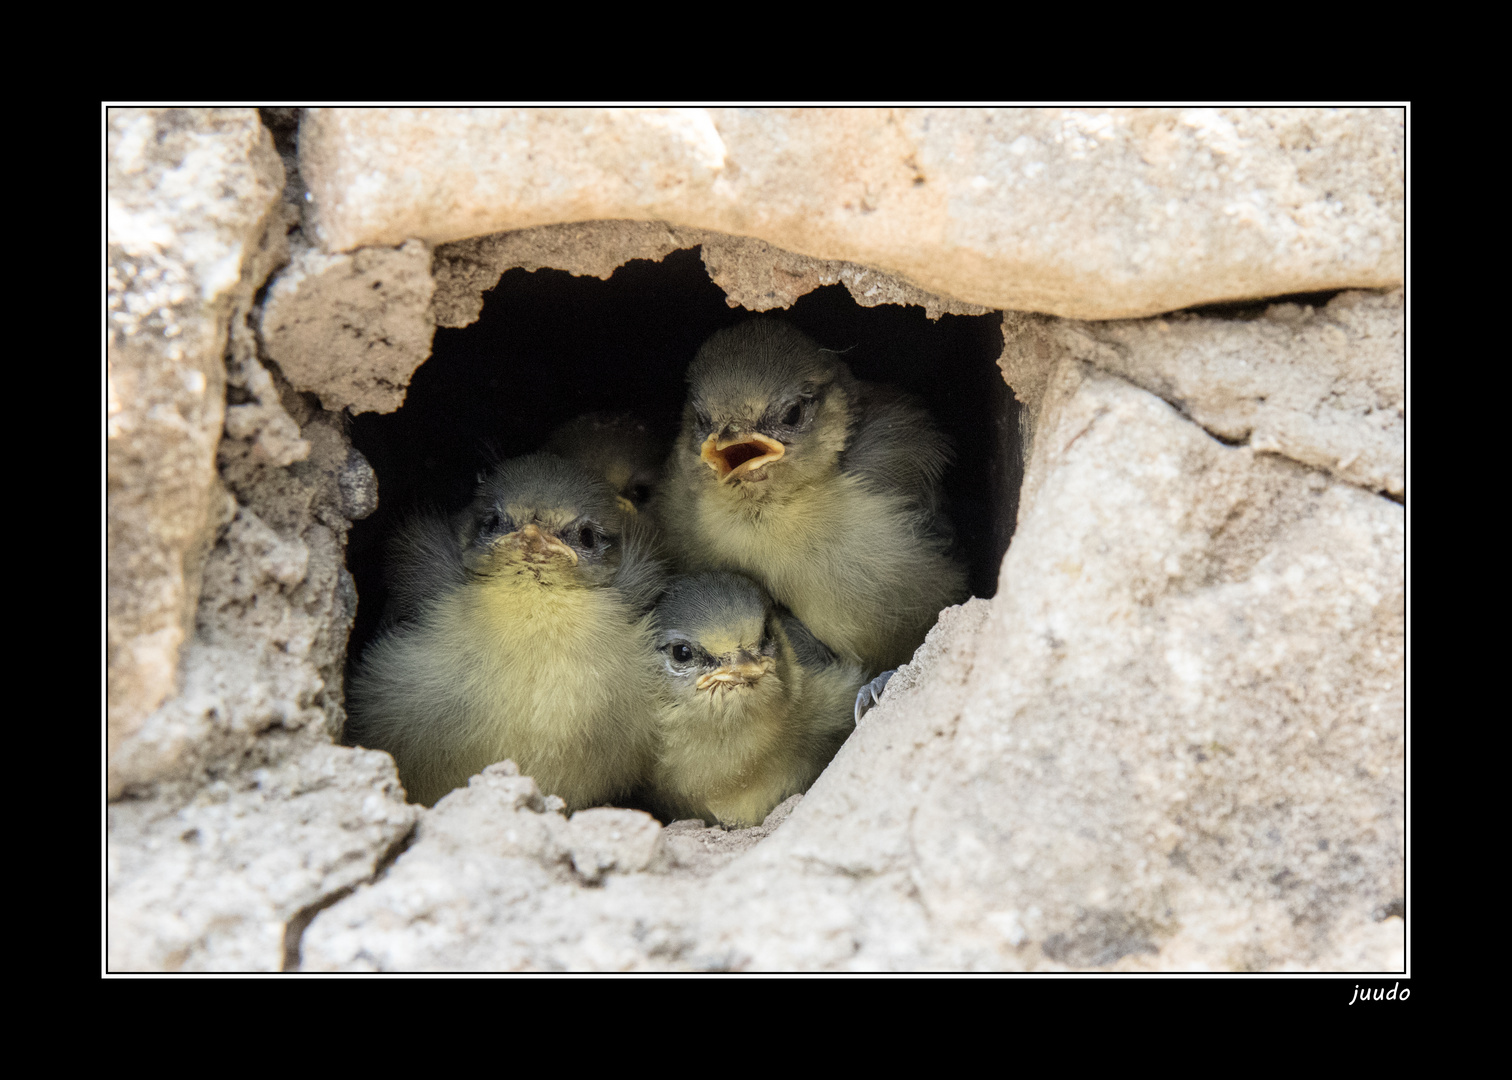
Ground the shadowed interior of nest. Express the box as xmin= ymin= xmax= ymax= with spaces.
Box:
xmin=346 ymin=246 xmax=1018 ymax=679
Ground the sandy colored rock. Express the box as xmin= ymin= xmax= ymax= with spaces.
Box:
xmin=300 ymin=790 xmax=811 ymax=970
xmin=108 ymin=338 xmax=419 ymax=968
xmin=909 ymin=362 xmax=1400 ymax=968
xmin=421 ymin=763 xmax=574 ymax=863
xmin=259 ymin=236 xmax=435 ymax=414
xmin=303 ymin=107 xmax=1402 ymax=319
xmin=301 ymin=762 xmax=657 ymax=972
xmin=658 ymin=795 xmax=805 ymax=879
xmin=566 ymin=808 xmax=666 ymax=882
xmin=108 ymin=374 xmax=376 ymax=797
xmin=431 ymin=220 xmax=689 ymax=328
xmin=1002 ymin=289 xmax=1404 ymax=499
xmin=694 ymin=229 xmax=990 ymax=319
xmin=107 ymin=108 xmax=286 ymax=765
xmin=431 ymin=220 xmax=986 ymax=331
xmin=107 ymin=742 xmax=416 ymax=972
xmin=300 ymin=785 xmax=803 ymax=971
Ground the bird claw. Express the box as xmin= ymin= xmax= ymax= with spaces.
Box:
xmin=854 ymin=670 xmax=896 ymax=724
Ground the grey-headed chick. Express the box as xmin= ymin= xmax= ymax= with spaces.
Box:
xmin=347 ymin=453 xmax=665 ymax=810
xmin=653 ymin=318 xmax=967 ymax=674
xmin=649 ymin=571 xmax=865 ymax=829
xmin=544 ymin=411 xmax=669 ymax=515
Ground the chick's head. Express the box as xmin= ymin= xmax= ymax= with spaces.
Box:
xmin=460 ymin=453 xmax=631 ymax=590
xmin=683 ymin=320 xmax=855 ymax=502
xmin=654 ymin=572 xmax=793 ymax=722
xmin=544 ymin=411 xmax=668 ymax=513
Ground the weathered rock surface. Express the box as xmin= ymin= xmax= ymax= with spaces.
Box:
xmin=299 ymin=769 xmax=807 ymax=970
xmin=430 ymin=220 xmax=686 ymax=328
xmin=300 ymin=764 xmax=668 ymax=972
xmin=566 ymin=807 xmax=668 ymax=883
xmin=1001 ymin=289 xmax=1404 ymax=499
xmin=304 ymin=107 xmax=1403 ymax=319
xmin=107 ymin=107 xmax=286 ymax=765
xmin=106 ymin=344 xmax=417 ymax=968
xmin=260 ymin=236 xmax=435 ymax=415
xmin=299 ymin=365 xmax=1402 ymax=972
xmin=108 ymin=742 xmax=416 ymax=972
xmin=106 ymin=112 xmax=424 ymax=972
xmin=108 ymin=374 xmax=374 ymax=797
xmin=812 ymin=360 xmax=1405 ymax=970
xmin=658 ymin=795 xmax=804 ymax=879
xmin=432 ymin=221 xmax=987 ymax=332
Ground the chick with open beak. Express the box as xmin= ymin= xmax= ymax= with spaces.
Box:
xmin=699 ymin=428 xmax=785 ymax=485
xmin=654 ymin=317 xmax=968 ymax=674
xmin=347 ymin=453 xmax=665 ymax=810
xmin=649 ymin=572 xmax=865 ymax=829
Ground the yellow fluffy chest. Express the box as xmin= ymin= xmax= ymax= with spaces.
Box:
xmin=438 ymin=580 xmax=647 ymax=735
xmin=694 ymin=478 xmax=859 ymax=582
xmin=474 ymin=580 xmax=606 ymax=650
xmin=695 ymin=478 xmax=884 ymax=619
xmin=684 ymin=473 xmax=930 ymax=669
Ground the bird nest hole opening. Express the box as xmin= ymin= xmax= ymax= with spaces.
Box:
xmin=343 ymin=245 xmax=1019 ymax=820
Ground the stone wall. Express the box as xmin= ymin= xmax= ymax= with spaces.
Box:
xmin=106 ymin=107 xmax=1404 ymax=971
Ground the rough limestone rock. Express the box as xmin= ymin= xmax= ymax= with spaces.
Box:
xmin=1001 ymin=289 xmax=1404 ymax=499
xmin=260 ymin=236 xmax=436 ymax=415
xmin=106 ymin=351 xmax=418 ymax=968
xmin=107 ymin=375 xmax=375 ymax=796
xmin=300 ymin=770 xmax=804 ymax=971
xmin=430 ymin=220 xmax=686 ymax=328
xmin=107 ymin=108 xmax=286 ymax=765
xmin=108 ymin=742 xmax=416 ymax=972
xmin=566 ymin=808 xmax=668 ymax=883
xmin=303 ymin=107 xmax=1402 ymax=319
xmin=658 ymin=796 xmax=805 ymax=879
xmin=431 ymin=221 xmax=987 ymax=332
xmin=107 ymin=113 xmax=425 ymax=972
xmin=299 ymin=764 xmax=648 ymax=971
xmin=773 ymin=361 xmax=1405 ymax=970
xmin=694 ymin=229 xmax=991 ymax=319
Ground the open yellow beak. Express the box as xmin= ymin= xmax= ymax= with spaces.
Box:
xmin=700 ymin=432 xmax=785 ymax=484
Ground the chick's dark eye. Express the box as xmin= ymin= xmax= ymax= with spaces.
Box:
xmin=579 ymin=526 xmax=597 ymax=548
xmin=781 ymin=402 xmax=802 ymax=426
xmin=671 ymin=643 xmax=693 ymax=663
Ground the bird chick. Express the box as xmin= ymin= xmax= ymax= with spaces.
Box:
xmin=654 ymin=318 xmax=968 ymax=673
xmin=347 ymin=453 xmax=665 ymax=810
xmin=544 ymin=411 xmax=669 ymax=515
xmin=649 ymin=571 xmax=864 ymax=829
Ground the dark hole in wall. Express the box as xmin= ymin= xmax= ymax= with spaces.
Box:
xmin=1181 ymin=289 xmax=1346 ymax=320
xmin=258 ymin=107 xmax=301 ymax=157
xmin=346 ymin=247 xmax=1016 ymax=690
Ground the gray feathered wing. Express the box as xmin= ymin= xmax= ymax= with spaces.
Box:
xmin=839 ymin=382 xmax=956 ymax=548
xmin=377 ymin=510 xmax=467 ymax=629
